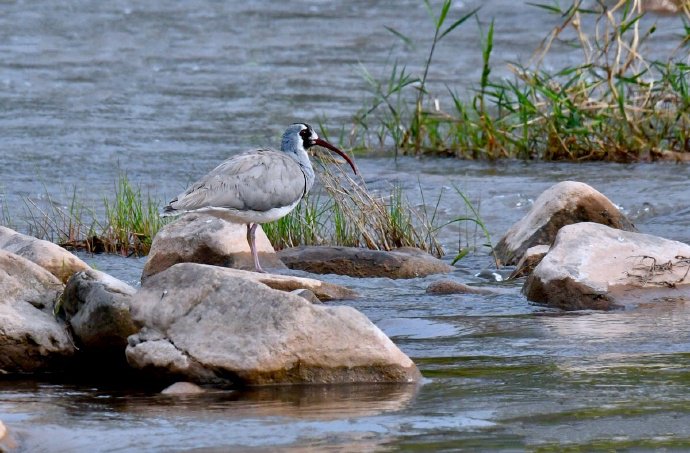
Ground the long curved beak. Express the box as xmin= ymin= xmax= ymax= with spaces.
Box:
xmin=314 ymin=138 xmax=358 ymax=175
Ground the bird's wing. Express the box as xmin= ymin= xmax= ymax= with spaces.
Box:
xmin=168 ymin=149 xmax=307 ymax=212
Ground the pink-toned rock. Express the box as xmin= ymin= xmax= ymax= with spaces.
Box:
xmin=523 ymin=222 xmax=690 ymax=310
xmin=126 ymin=263 xmax=420 ymax=386
xmin=495 ymin=181 xmax=636 ymax=266
xmin=161 ymin=382 xmax=206 ymax=395
xmin=0 ymin=420 xmax=18 ymax=451
xmin=0 ymin=226 xmax=90 ymax=283
xmin=142 ymin=213 xmax=285 ymax=281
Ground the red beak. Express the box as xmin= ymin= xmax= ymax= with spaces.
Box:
xmin=314 ymin=138 xmax=358 ymax=175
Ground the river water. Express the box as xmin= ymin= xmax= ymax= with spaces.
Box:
xmin=2 ymin=1 xmax=690 ymax=451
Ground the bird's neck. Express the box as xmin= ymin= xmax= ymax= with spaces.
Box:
xmin=281 ymin=142 xmax=315 ymax=193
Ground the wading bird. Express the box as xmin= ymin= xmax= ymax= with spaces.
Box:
xmin=163 ymin=123 xmax=358 ymax=272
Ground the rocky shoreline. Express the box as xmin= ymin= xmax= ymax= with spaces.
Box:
xmin=3 ymin=179 xmax=690 ymax=446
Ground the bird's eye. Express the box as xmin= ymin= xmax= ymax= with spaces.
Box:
xmin=299 ymin=128 xmax=308 ymax=137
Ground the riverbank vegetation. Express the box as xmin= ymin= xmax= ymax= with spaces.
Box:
xmin=350 ymin=0 xmax=690 ymax=161
xmin=2 ymin=168 xmax=476 ymax=258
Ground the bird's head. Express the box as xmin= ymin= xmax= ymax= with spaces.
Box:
xmin=282 ymin=123 xmax=358 ymax=175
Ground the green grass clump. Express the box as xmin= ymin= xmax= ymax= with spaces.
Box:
xmin=350 ymin=0 xmax=690 ymax=161
xmin=14 ymin=173 xmax=168 ymax=256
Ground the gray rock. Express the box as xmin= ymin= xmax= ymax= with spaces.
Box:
xmin=0 ymin=226 xmax=90 ymax=283
xmin=278 ymin=246 xmax=452 ymax=279
xmin=495 ymin=181 xmax=636 ymax=266
xmin=126 ymin=263 xmax=420 ymax=386
xmin=60 ymin=269 xmax=138 ymax=355
xmin=0 ymin=250 xmax=75 ymax=373
xmin=523 ymin=222 xmax=690 ymax=310
xmin=142 ymin=213 xmax=285 ymax=281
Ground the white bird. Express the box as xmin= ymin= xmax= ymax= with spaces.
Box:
xmin=162 ymin=123 xmax=358 ymax=273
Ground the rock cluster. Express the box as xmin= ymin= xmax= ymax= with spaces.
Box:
xmin=0 ymin=222 xmax=419 ymax=387
xmin=6 ymin=177 xmax=686 ymax=388
xmin=503 ymin=181 xmax=690 ymax=311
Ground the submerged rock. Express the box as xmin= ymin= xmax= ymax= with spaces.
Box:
xmin=142 ymin=213 xmax=285 ymax=281
xmin=425 ymin=280 xmax=495 ymax=295
xmin=126 ymin=263 xmax=420 ymax=386
xmin=0 ymin=225 xmax=90 ymax=283
xmin=523 ymin=222 xmax=690 ymax=310
xmin=161 ymin=382 xmax=206 ymax=395
xmin=60 ymin=269 xmax=138 ymax=358
xmin=278 ymin=246 xmax=452 ymax=279
xmin=495 ymin=181 xmax=636 ymax=266
xmin=0 ymin=250 xmax=75 ymax=373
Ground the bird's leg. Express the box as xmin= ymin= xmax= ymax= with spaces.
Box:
xmin=246 ymin=223 xmax=265 ymax=273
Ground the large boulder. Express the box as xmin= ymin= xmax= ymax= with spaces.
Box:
xmin=142 ymin=213 xmax=285 ymax=281
xmin=278 ymin=246 xmax=452 ymax=278
xmin=0 ymin=226 xmax=90 ymax=283
xmin=126 ymin=263 xmax=420 ymax=386
xmin=0 ymin=250 xmax=75 ymax=373
xmin=60 ymin=269 xmax=138 ymax=357
xmin=523 ymin=222 xmax=690 ymax=310
xmin=494 ymin=181 xmax=636 ymax=266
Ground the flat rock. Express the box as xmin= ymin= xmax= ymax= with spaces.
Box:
xmin=0 ymin=250 xmax=75 ymax=373
xmin=523 ymin=222 xmax=690 ymax=310
xmin=495 ymin=181 xmax=636 ymax=266
xmin=216 ymin=267 xmax=355 ymax=301
xmin=0 ymin=226 xmax=90 ymax=283
xmin=142 ymin=213 xmax=285 ymax=281
xmin=278 ymin=246 xmax=452 ymax=279
xmin=510 ymin=244 xmax=550 ymax=279
xmin=126 ymin=263 xmax=420 ymax=386
xmin=60 ymin=269 xmax=138 ymax=357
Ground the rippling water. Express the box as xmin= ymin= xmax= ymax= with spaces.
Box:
xmin=2 ymin=1 xmax=690 ymax=451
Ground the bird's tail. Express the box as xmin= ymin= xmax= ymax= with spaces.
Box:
xmin=160 ymin=204 xmax=179 ymax=218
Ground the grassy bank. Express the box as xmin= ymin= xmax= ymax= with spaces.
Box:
xmin=349 ymin=0 xmax=690 ymax=161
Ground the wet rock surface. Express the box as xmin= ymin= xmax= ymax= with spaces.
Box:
xmin=278 ymin=246 xmax=452 ymax=279
xmin=523 ymin=222 xmax=690 ymax=310
xmin=495 ymin=181 xmax=636 ymax=266
xmin=425 ymin=279 xmax=495 ymax=295
xmin=142 ymin=213 xmax=285 ymax=281
xmin=0 ymin=250 xmax=75 ymax=373
xmin=126 ymin=263 xmax=420 ymax=386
